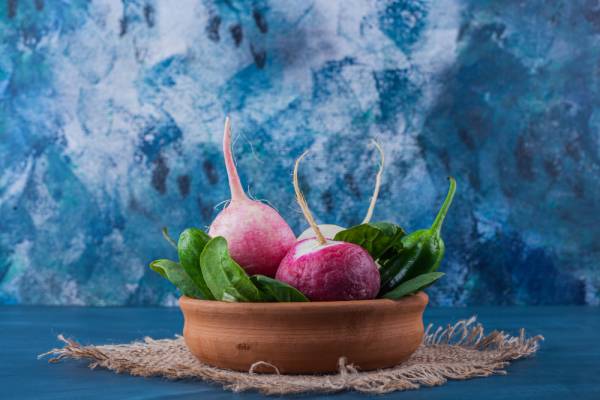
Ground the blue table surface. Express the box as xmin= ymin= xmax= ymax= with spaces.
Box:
xmin=1 ymin=305 xmax=599 ymax=400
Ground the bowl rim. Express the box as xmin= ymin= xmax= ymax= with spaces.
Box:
xmin=179 ymin=291 xmax=428 ymax=311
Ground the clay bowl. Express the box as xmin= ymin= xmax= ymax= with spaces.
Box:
xmin=179 ymin=291 xmax=428 ymax=374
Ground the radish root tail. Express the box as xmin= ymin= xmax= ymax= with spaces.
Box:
xmin=362 ymin=139 xmax=385 ymax=224
xmin=293 ymin=152 xmax=327 ymax=245
xmin=223 ymin=117 xmax=248 ymax=202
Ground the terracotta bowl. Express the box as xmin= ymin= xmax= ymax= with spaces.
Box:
xmin=179 ymin=291 xmax=428 ymax=374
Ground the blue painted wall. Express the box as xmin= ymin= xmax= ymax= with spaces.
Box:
xmin=1 ymin=0 xmax=598 ymax=305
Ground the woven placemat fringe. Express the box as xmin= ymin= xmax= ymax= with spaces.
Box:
xmin=39 ymin=317 xmax=543 ymax=395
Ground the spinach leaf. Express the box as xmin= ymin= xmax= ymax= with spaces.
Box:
xmin=369 ymin=222 xmax=402 ymax=238
xmin=200 ymin=236 xmax=262 ymax=302
xmin=150 ymin=259 xmax=206 ymax=299
xmin=334 ymin=222 xmax=405 ymax=261
xmin=251 ymin=275 xmax=309 ymax=302
xmin=381 ymin=272 xmax=444 ymax=299
xmin=177 ymin=228 xmax=214 ymax=299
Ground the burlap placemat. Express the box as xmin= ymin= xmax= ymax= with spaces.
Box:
xmin=40 ymin=316 xmax=543 ymax=395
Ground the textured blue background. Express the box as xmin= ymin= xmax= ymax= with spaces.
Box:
xmin=1 ymin=0 xmax=598 ymax=306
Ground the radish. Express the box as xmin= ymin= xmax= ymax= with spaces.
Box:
xmin=275 ymin=152 xmax=380 ymax=301
xmin=296 ymin=140 xmax=385 ymax=240
xmin=208 ymin=118 xmax=296 ymax=277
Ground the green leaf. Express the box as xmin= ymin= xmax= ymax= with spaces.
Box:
xmin=334 ymin=222 xmax=405 ymax=261
xmin=382 ymin=272 xmax=445 ymax=299
xmin=251 ymin=275 xmax=310 ymax=302
xmin=150 ymin=259 xmax=206 ymax=299
xmin=200 ymin=236 xmax=262 ymax=302
xmin=369 ymin=222 xmax=402 ymax=238
xmin=177 ymin=228 xmax=214 ymax=300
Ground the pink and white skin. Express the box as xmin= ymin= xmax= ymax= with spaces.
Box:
xmin=276 ymin=238 xmax=380 ymax=301
xmin=208 ymin=118 xmax=296 ymax=277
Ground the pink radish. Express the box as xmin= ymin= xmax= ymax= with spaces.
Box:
xmin=297 ymin=140 xmax=385 ymax=240
xmin=276 ymin=152 xmax=380 ymax=301
xmin=208 ymin=118 xmax=296 ymax=277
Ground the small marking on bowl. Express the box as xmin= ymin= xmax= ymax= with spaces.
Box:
xmin=237 ymin=343 xmax=251 ymax=351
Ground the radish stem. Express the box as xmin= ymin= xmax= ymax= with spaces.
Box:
xmin=161 ymin=227 xmax=177 ymax=249
xmin=362 ymin=139 xmax=385 ymax=224
xmin=293 ymin=152 xmax=327 ymax=245
xmin=222 ymin=117 xmax=248 ymax=202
